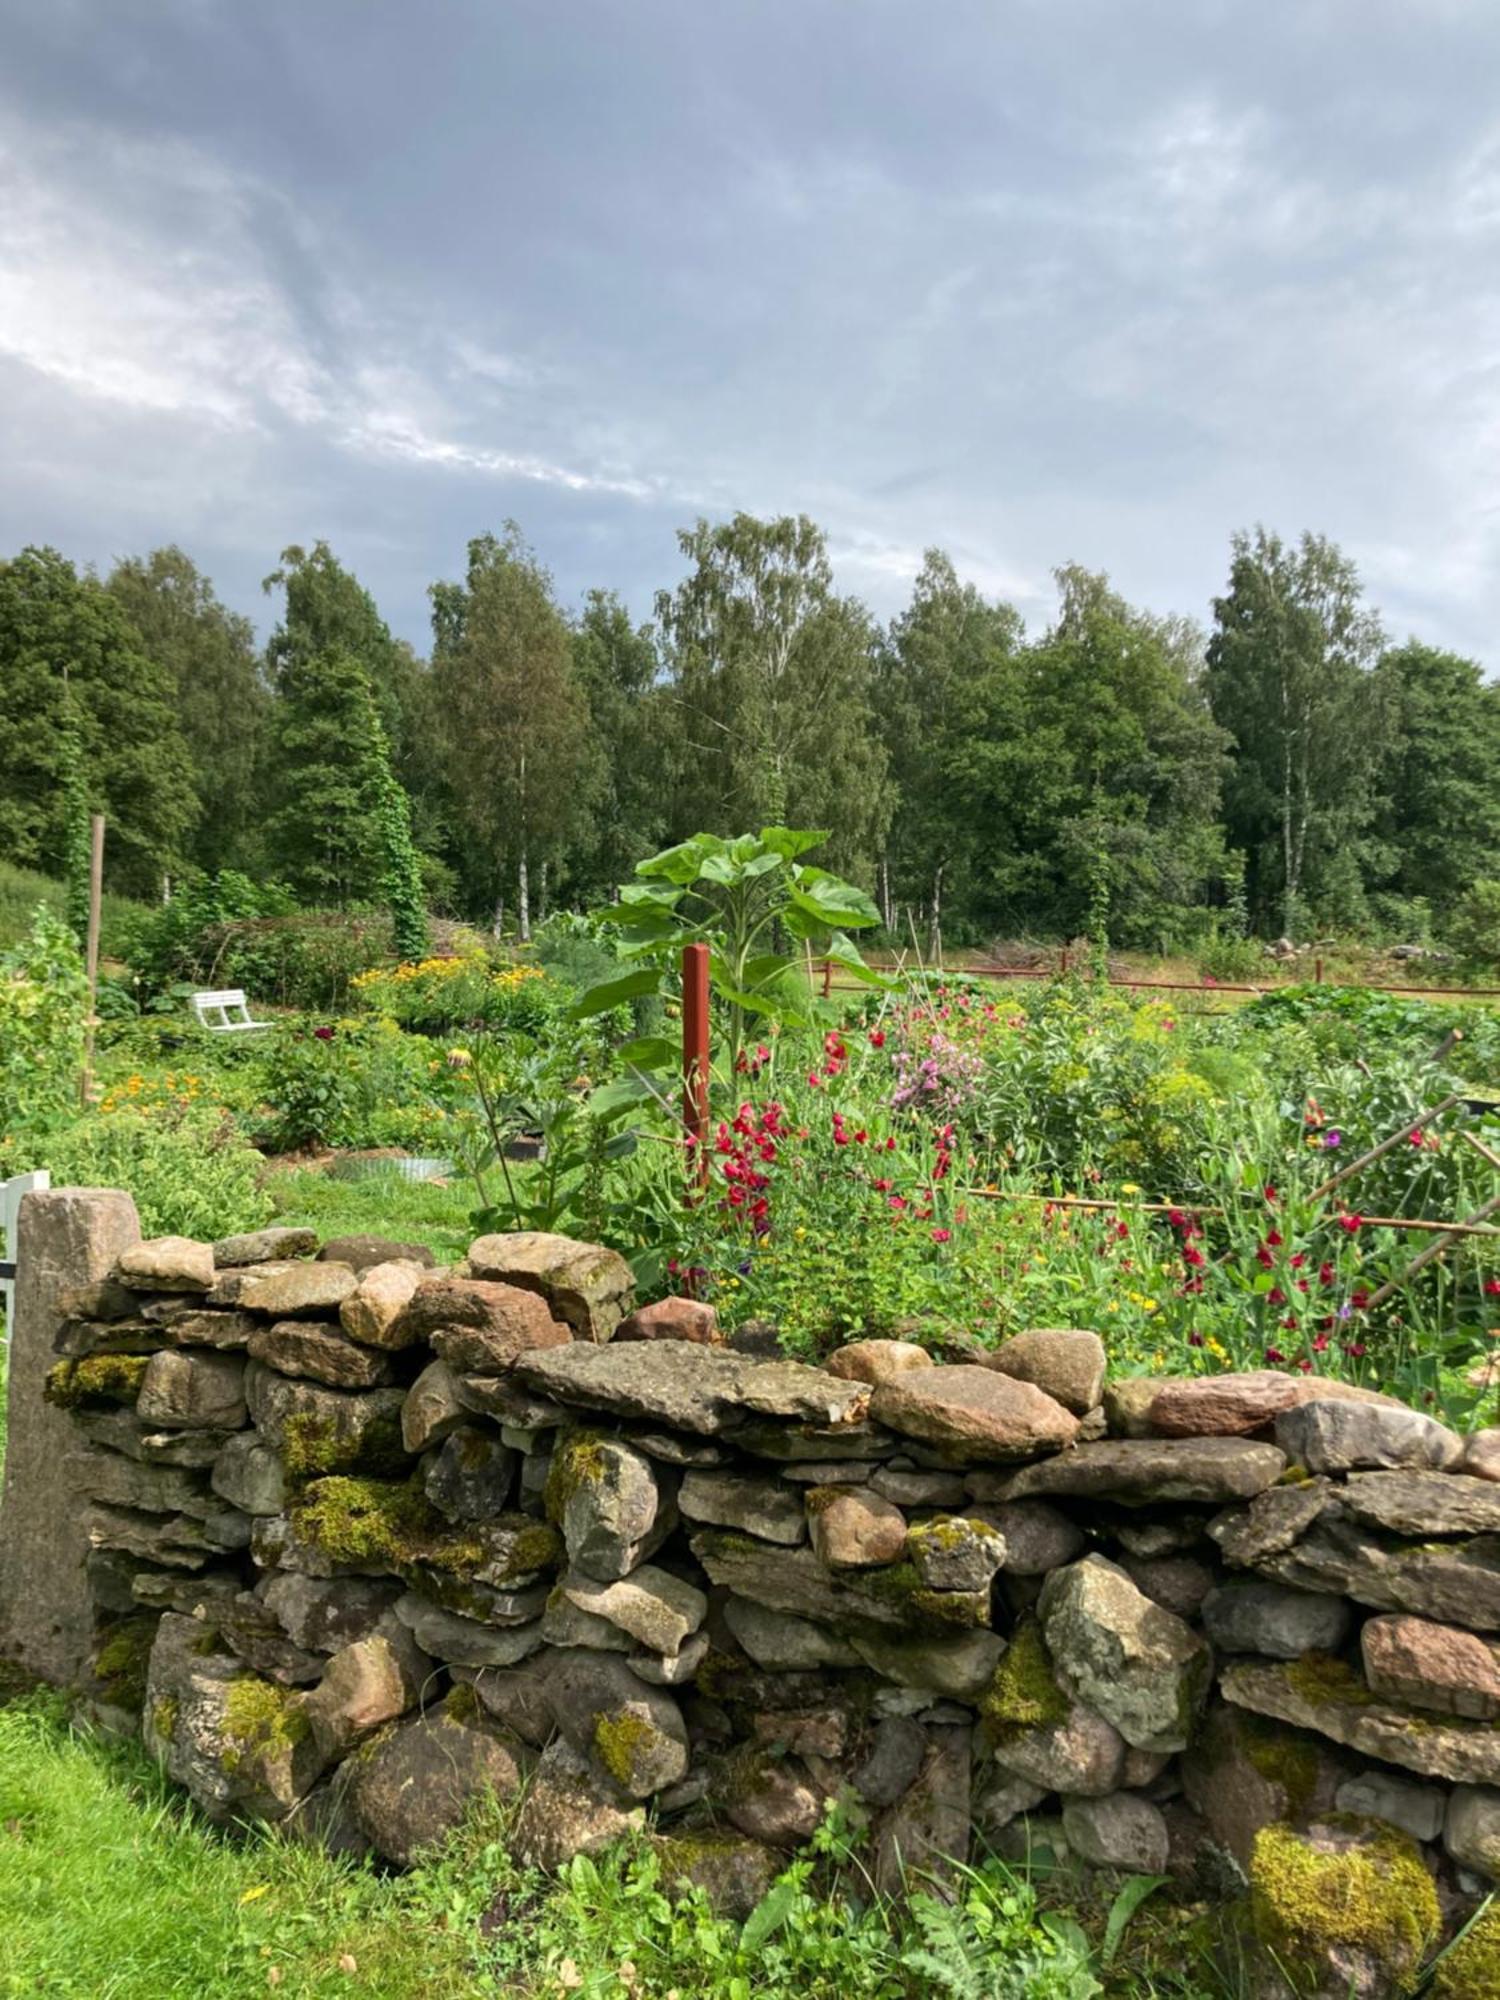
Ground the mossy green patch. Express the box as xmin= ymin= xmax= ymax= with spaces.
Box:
xmin=979 ymin=1619 xmax=1069 ymax=1744
xmin=592 ymin=1709 xmax=654 ymax=1788
xmin=1285 ymin=1653 xmax=1378 ymax=1710
xmin=290 ymin=1475 xmax=441 ymax=1567
xmin=442 ymin=1682 xmax=480 ymax=1726
xmin=1238 ymin=1712 xmax=1324 ymax=1818
xmin=1250 ymin=1818 xmax=1440 ymax=1996
xmin=149 ymin=1695 xmax=178 ymax=1745
xmin=219 ymin=1676 xmax=310 ymax=1775
xmin=44 ymin=1354 xmax=150 ymax=1410
xmin=91 ymin=1619 xmax=155 ymax=1710
xmin=1431 ymin=1907 xmax=1500 ymax=2000
xmin=543 ymin=1430 xmax=610 ymax=1525
xmin=282 ymin=1404 xmax=408 ymax=1479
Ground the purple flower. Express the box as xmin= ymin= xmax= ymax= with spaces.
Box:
xmin=1324 ymin=1130 xmax=1341 ymax=1148
xmin=313 ymin=1026 xmax=334 ymax=1042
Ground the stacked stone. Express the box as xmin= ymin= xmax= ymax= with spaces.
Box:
xmin=42 ymin=1234 xmax=1500 ymax=1987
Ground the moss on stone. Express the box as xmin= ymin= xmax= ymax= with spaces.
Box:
xmin=150 ymin=1695 xmax=178 ymax=1745
xmin=1238 ymin=1712 xmax=1324 ymax=1819
xmin=92 ymin=1619 xmax=154 ymax=1708
xmin=282 ymin=1403 xmax=407 ymax=1479
xmin=441 ymin=1682 xmax=481 ymax=1726
xmin=543 ymin=1429 xmax=610 ymax=1525
xmin=907 ymin=1516 xmax=977 ymax=1553
xmin=290 ymin=1475 xmax=441 ymax=1566
xmin=1284 ymin=1653 xmax=1378 ymax=1710
xmin=593 ymin=1708 xmax=653 ymax=1788
xmin=803 ymin=1485 xmax=843 ymax=1518
xmin=219 ymin=1676 xmax=310 ymax=1775
xmin=43 ymin=1353 xmax=150 ymax=1410
xmin=1431 ymin=1907 xmax=1500 ymax=2000
xmin=979 ymin=1618 xmax=1070 ymax=1743
xmin=1250 ymin=1818 xmax=1440 ymax=1996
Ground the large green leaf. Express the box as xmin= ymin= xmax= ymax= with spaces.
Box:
xmin=615 ymin=1035 xmax=678 ymax=1069
xmin=637 ymin=836 xmax=718 ymax=884
xmin=586 ymin=1071 xmax=667 ymax=1123
xmin=786 ymin=873 xmax=881 ymax=928
xmin=570 ymin=967 xmax=663 ymax=1018
xmin=757 ymin=826 xmax=829 ymax=862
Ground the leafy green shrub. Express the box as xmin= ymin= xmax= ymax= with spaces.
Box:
xmin=0 ymin=907 xmax=88 ymax=1146
xmin=0 ymin=861 xmax=150 ymax=958
xmin=38 ymin=1105 xmax=271 ymax=1239
xmin=1447 ymin=879 xmax=1500 ymax=971
xmin=1196 ymin=930 xmax=1264 ymax=982
xmin=258 ymin=1019 xmax=449 ymax=1152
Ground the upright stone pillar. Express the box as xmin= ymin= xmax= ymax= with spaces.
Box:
xmin=0 ymin=1187 xmax=140 ymax=1683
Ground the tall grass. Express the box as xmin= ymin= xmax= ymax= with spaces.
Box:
xmin=0 ymin=860 xmax=152 ymax=957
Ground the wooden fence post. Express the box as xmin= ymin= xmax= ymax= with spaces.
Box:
xmin=682 ymin=942 xmax=710 ymax=1188
xmin=80 ymin=813 xmax=104 ymax=1108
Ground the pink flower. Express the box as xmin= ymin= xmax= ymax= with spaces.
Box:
xmin=931 ymin=1227 xmax=952 ymax=1243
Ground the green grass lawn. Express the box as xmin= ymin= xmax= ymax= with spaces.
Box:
xmin=262 ymin=1165 xmax=476 ymax=1263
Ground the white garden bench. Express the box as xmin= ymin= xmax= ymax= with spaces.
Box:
xmin=190 ymin=988 xmax=271 ymax=1033
xmin=1 ymin=1169 xmax=49 ymax=1326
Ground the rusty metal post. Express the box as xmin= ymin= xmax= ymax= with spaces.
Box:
xmin=821 ymin=956 xmax=832 ymax=1000
xmin=1060 ymin=947 xmax=1070 ymax=977
xmin=1315 ymin=956 xmax=1324 ymax=984
xmin=682 ymin=942 xmax=711 ymax=1188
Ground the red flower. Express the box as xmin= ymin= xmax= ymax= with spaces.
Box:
xmin=1188 ymin=1331 xmax=1204 ymax=1347
xmin=1289 ymin=1253 xmax=1305 ymax=1269
xmin=1343 ymin=1341 xmax=1367 ymax=1359
xmin=1264 ymin=1185 xmax=1278 ymax=1204
xmin=1266 ymin=1229 xmax=1284 ymax=1248
xmin=1485 ymin=1278 xmax=1500 ymax=1298
xmin=931 ymin=1227 xmax=952 ymax=1243
xmin=1318 ymin=1262 xmax=1335 ymax=1286
xmin=1183 ymin=1245 xmax=1205 ymax=1268
xmin=1409 ymin=1128 xmax=1424 ymax=1147
xmin=1256 ymin=1245 xmax=1276 ymax=1268
xmin=868 ymin=1029 xmax=886 ymax=1049
xmin=1264 ymin=1347 xmax=1285 ymax=1365
xmin=1268 ymin=1286 xmax=1287 ymax=1306
xmin=1350 ymin=1289 xmax=1369 ymax=1311
xmin=1337 ymin=1214 xmax=1363 ymax=1235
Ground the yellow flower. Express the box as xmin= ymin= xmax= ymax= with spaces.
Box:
xmin=1120 ymin=1182 xmax=1141 ymax=1196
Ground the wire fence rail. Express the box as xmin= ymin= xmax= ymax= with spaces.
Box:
xmin=813 ymin=951 xmax=1500 ymax=1002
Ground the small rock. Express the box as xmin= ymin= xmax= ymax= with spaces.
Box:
xmin=393 ymin=1592 xmax=545 ymax=1668
xmin=825 ymin=1339 xmax=934 ymax=1386
xmin=401 ymin=1278 xmax=570 ymax=1370
xmin=423 ymin=1426 xmax=517 ymax=1521
xmin=870 ymin=1466 xmax=966 ymax=1507
xmin=339 ymin=1261 xmax=427 ymax=1349
xmin=692 ymin=1533 xmax=988 ymax=1633
xmin=214 ymin=1228 xmax=318 ymax=1268
xmin=540 ymin=1588 xmax=634 ymax=1651
xmin=1336 ymin=1469 xmax=1500 ymax=1538
xmin=116 ymin=1237 xmax=214 ymax=1294
xmin=318 ymin=1234 xmax=434 ymax=1274
xmin=721 ymin=1598 xmax=859 ymax=1670
xmin=544 ymin=1648 xmax=689 ymax=1797
xmin=246 ymin=1365 xmax=408 ymax=1478
xmin=1202 ymin=1579 xmax=1351 ymax=1659
xmin=560 ymin=1564 xmax=707 ymax=1656
xmin=851 ymin=1716 xmax=927 ymax=1807
xmin=1180 ymin=1701 xmax=1343 ymax=1868
xmin=983 ymin=1329 xmax=1106 ymax=1417
xmin=1259 ymin=1514 xmax=1500 ymax=1631
xmin=248 ymin=1319 xmax=395 ymax=1389
xmin=232 ymin=1263 xmax=358 ymax=1318
xmin=1445 ymin=1786 xmax=1500 ymax=1878
xmin=1114 ymin=1516 xmax=1209 ymax=1557
xmin=451 ymin=1658 xmax=554 ymax=1745
xmin=1147 ymin=1371 xmax=1397 ymax=1439
xmin=1462 ymin=1430 xmax=1500 ymax=1483
xmin=512 ymin=1740 xmax=644 ymax=1870
xmin=905 ymin=1515 xmax=1006 ymax=1593
xmin=258 ymin=1574 xmax=401 ymax=1653
xmin=991 ymin=1702 xmax=1126 ymax=1798
xmin=1000 ymin=1437 xmax=1286 ymax=1506
xmin=401 ymin=1360 xmax=469 ymax=1453
xmin=1361 ymin=1613 xmax=1500 ymax=1719
xmin=211 ymin=1432 xmax=287 ymax=1516
xmin=648 ymin=1833 xmax=778 ymax=1920
xmin=1334 ymin=1770 xmax=1446 ymax=1842
xmin=1207 ymin=1481 xmax=1332 ymax=1566
xmin=627 ymin=1631 xmax=710 ymax=1686
xmin=614 ymin=1296 xmax=722 ymax=1344
xmin=1039 ymin=1555 xmax=1211 ymax=1753
xmin=807 ymin=1486 xmax=908 ymax=1568
xmin=966 ymin=1498 xmax=1087 ymax=1573
xmin=973 ymin=1769 xmax=1048 ymax=1834
xmin=869 ymin=1365 xmax=1079 ymax=1463
xmin=549 ymin=1431 xmax=663 ymax=1581
xmin=678 ymin=1469 xmax=806 ymax=1545
xmin=1061 ymin=1792 xmax=1170 ymax=1871
xmin=301 ymin=1622 xmax=432 ymax=1761
xmin=159 ymin=1309 xmax=260 ymax=1351
xmin=718 ymin=1749 xmax=825 ymax=1845
xmin=468 ymin=1230 xmax=635 ymax=1342
xmin=1117 ymin=1553 xmax=1215 ymax=1621
xmin=850 ymin=1628 xmax=1005 ymax=1699
xmin=347 ymin=1693 xmax=527 ymax=1865
xmin=1104 ymin=1377 xmax=1170 ymax=1437
xmin=872 ymin=1723 xmax=971 ymax=1897
xmin=137 ymin=1349 xmax=246 ymax=1430
xmin=1274 ymin=1399 xmax=1463 ymax=1474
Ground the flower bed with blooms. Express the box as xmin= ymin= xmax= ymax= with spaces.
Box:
xmin=652 ymin=980 xmax=1500 ymax=1424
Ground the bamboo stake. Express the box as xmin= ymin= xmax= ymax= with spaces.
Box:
xmin=1310 ymin=1094 xmax=1461 ymax=1201
xmin=79 ymin=814 xmax=104 ymax=1109
xmin=1364 ymin=1188 xmax=1500 ymax=1309
xmin=1462 ymin=1129 xmax=1500 ymax=1174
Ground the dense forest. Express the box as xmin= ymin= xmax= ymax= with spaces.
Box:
xmin=1 ymin=516 xmax=1497 ymax=954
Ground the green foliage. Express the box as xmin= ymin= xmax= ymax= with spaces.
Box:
xmin=1447 ymin=880 xmax=1500 ymax=971
xmin=258 ymin=1018 xmax=448 ymax=1153
xmin=264 ymin=643 xmax=391 ymax=906
xmin=656 ymin=513 xmax=892 ymax=882
xmin=0 ymin=861 xmax=150 ymax=957
xmin=0 ymin=905 xmax=88 ymax=1144
xmin=373 ymin=723 xmax=430 ymax=962
xmin=37 ymin=1104 xmax=273 ymax=1239
xmin=0 ymin=545 xmax=196 ymax=897
xmin=59 ymin=727 xmax=93 ymax=947
xmin=106 ymin=547 xmax=268 ymax=874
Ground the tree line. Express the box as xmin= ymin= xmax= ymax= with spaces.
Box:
xmin=1 ymin=516 xmax=1497 ymax=952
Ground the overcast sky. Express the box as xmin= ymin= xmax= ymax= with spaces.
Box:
xmin=3 ymin=0 xmax=1499 ymax=665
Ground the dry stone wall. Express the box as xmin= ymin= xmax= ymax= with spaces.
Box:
xmin=20 ymin=1209 xmax=1500 ymax=1993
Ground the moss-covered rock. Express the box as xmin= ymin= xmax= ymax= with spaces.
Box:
xmin=43 ymin=1353 xmax=150 ymax=1409
xmin=1431 ymin=1907 xmax=1500 ymax=2000
xmin=1249 ymin=1817 xmax=1440 ymax=1999
xmin=978 ymin=1618 xmax=1070 ymax=1743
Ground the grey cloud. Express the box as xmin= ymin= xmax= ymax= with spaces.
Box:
xmin=1 ymin=0 xmax=1499 ymax=662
